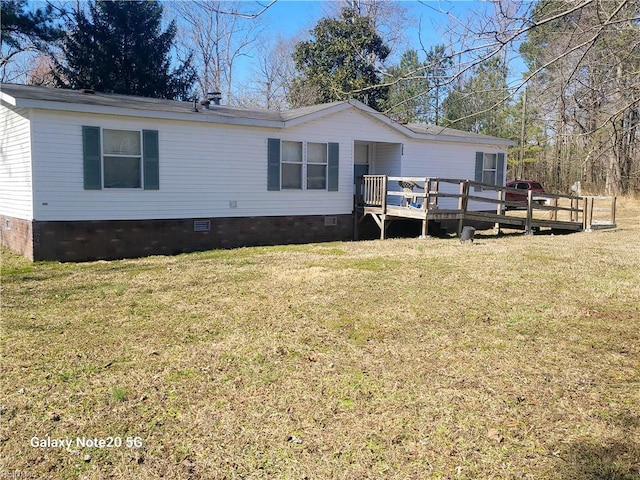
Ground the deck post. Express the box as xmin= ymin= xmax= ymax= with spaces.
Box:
xmin=571 ymin=197 xmax=578 ymax=222
xmin=423 ymin=178 xmax=431 ymax=213
xmin=494 ymin=188 xmax=503 ymax=234
xmin=420 ymin=178 xmax=429 ymax=238
xmin=457 ymin=180 xmax=468 ymax=236
xmin=525 ymin=189 xmax=534 ymax=235
xmin=432 ymin=179 xmax=439 ymax=208
xmin=610 ymin=196 xmax=617 ymax=226
xmin=380 ymin=176 xmax=388 ymax=239
xmin=421 ymin=218 xmax=428 ymax=238
xmin=381 ymin=176 xmax=388 ymax=215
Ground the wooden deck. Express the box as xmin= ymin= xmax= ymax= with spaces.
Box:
xmin=355 ymin=176 xmax=617 ymax=239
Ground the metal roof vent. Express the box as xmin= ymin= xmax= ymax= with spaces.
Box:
xmin=208 ymin=91 xmax=222 ymax=106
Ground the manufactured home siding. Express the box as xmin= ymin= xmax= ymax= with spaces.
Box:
xmin=0 ymin=106 xmax=33 ymax=219
xmin=26 ymin=104 xmax=509 ymax=222
xmin=373 ymin=143 xmax=402 ymax=176
xmin=401 ymin=140 xmax=507 ymax=210
xmin=29 ymin=108 xmax=367 ymax=221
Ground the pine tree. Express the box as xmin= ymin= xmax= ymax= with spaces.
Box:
xmin=1 ymin=0 xmax=62 ymax=68
xmin=55 ymin=0 xmax=195 ymax=100
xmin=441 ymin=57 xmax=510 ymax=137
xmin=385 ymin=50 xmax=429 ymax=124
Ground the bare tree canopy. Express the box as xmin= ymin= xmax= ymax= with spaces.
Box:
xmin=169 ymin=0 xmax=267 ymax=104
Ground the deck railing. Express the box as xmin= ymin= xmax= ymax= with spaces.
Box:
xmin=356 ymin=175 xmax=616 ymax=235
xmin=358 ymin=175 xmax=387 ymax=210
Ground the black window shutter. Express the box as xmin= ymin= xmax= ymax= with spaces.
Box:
xmin=474 ymin=151 xmax=483 ymax=192
xmin=143 ymin=130 xmax=159 ymax=190
xmin=496 ymin=152 xmax=505 ymax=187
xmin=82 ymin=126 xmax=102 ymax=190
xmin=267 ymin=138 xmax=281 ymax=191
xmin=328 ymin=142 xmax=339 ymax=191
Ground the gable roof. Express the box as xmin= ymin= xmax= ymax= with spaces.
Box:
xmin=0 ymin=83 xmax=515 ymax=146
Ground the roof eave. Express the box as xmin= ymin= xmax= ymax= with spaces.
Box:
xmin=412 ymin=133 xmax=517 ymax=146
xmin=8 ymin=97 xmax=286 ymax=128
xmin=0 ymin=90 xmax=18 ymax=106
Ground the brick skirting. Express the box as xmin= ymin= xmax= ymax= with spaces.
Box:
xmin=0 ymin=215 xmax=34 ymax=260
xmin=1 ymin=214 xmax=354 ymax=262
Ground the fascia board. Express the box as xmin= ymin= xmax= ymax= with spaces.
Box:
xmin=415 ymin=134 xmax=517 ymax=147
xmin=10 ymin=98 xmax=286 ymax=128
xmin=0 ymin=90 xmax=18 ymax=106
xmin=348 ymin=100 xmax=516 ymax=147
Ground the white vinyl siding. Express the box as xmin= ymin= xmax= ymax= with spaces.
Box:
xmin=0 ymin=107 xmax=33 ymax=219
xmin=371 ymin=142 xmax=402 ymax=176
xmin=22 ymin=105 xmax=509 ymax=221
xmin=28 ymin=109 xmax=361 ymax=221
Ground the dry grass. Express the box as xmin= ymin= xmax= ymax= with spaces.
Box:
xmin=1 ymin=198 xmax=639 ymax=479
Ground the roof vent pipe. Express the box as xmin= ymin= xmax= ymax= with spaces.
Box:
xmin=208 ymin=91 xmax=222 ymax=106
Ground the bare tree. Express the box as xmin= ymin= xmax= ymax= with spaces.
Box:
xmin=169 ymin=0 xmax=267 ymax=104
xmin=405 ymin=0 xmax=640 ymax=194
xmin=235 ymin=36 xmax=299 ymax=110
xmin=336 ymin=0 xmax=411 ymax=54
xmin=26 ymin=54 xmax=57 ymax=86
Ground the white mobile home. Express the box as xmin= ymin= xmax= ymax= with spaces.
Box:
xmin=0 ymin=83 xmax=513 ymax=261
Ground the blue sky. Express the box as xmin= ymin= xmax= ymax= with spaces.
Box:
xmin=258 ymin=0 xmax=482 ymax=50
xmin=246 ymin=0 xmax=526 ymax=88
xmin=230 ymin=0 xmax=491 ymax=87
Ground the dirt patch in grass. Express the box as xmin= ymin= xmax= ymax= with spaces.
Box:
xmin=2 ymin=198 xmax=639 ymax=479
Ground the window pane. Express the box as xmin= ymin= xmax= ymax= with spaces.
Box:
xmin=282 ymin=141 xmax=302 ymax=163
xmin=307 ymin=143 xmax=327 ymax=164
xmin=307 ymin=164 xmax=327 ymax=189
xmin=104 ymin=156 xmax=141 ymax=188
xmin=282 ymin=163 xmax=302 ymax=189
xmin=483 ymin=171 xmax=496 ymax=185
xmin=104 ymin=129 xmax=141 ymax=155
xmin=483 ymin=153 xmax=497 ymax=170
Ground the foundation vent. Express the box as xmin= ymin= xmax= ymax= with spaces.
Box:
xmin=193 ymin=220 xmax=211 ymax=232
xmin=324 ymin=216 xmax=338 ymax=227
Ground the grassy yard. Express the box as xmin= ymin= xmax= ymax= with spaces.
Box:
xmin=1 ymin=199 xmax=639 ymax=479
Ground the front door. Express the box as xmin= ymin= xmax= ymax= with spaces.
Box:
xmin=354 ymin=164 xmax=369 ymax=184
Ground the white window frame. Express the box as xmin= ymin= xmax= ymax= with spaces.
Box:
xmin=280 ymin=141 xmax=329 ymax=191
xmin=482 ymin=153 xmax=498 ymax=185
xmin=102 ymin=128 xmax=143 ymax=189
xmin=281 ymin=140 xmax=303 ymax=190
xmin=306 ymin=142 xmax=328 ymax=190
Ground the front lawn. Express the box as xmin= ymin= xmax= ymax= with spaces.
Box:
xmin=1 ymin=198 xmax=639 ymax=479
